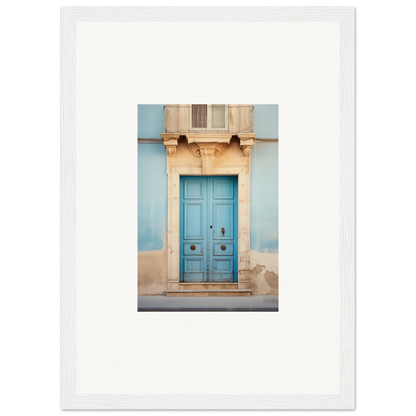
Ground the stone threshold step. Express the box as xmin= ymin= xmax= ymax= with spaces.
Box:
xmin=179 ymin=283 xmax=238 ymax=290
xmin=166 ymin=289 xmax=251 ymax=297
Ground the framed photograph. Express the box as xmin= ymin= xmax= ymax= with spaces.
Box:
xmin=61 ymin=7 xmax=355 ymax=409
xmin=137 ymin=104 xmax=279 ymax=311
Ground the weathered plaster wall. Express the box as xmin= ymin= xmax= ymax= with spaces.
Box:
xmin=249 ymin=141 xmax=278 ymax=294
xmin=137 ymin=105 xmax=166 ymax=295
xmin=138 ymin=246 xmax=167 ymax=295
xmin=250 ymin=142 xmax=279 ymax=253
xmin=249 ymin=250 xmax=279 ymax=295
xmin=137 ymin=143 xmax=167 ymax=251
xmin=138 ymin=249 xmax=278 ymax=296
xmin=137 ymin=142 xmax=168 ymax=295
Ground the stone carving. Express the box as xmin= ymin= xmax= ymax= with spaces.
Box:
xmin=241 ymin=146 xmax=252 ymax=157
xmin=185 ymin=134 xmax=233 ymax=175
xmin=187 ymin=142 xmax=201 ymax=157
xmin=188 ymin=142 xmax=230 ymax=159
xmin=162 ymin=133 xmax=256 ymax=175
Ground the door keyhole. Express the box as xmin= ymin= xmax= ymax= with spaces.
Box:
xmin=221 ymin=227 xmax=225 ymax=236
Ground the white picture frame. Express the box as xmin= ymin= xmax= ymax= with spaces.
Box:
xmin=56 ymin=2 xmax=361 ymax=415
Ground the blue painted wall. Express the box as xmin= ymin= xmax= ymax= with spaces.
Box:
xmin=254 ymin=105 xmax=279 ymax=138
xmin=138 ymin=105 xmax=278 ymax=253
xmin=137 ymin=105 xmax=164 ymax=139
xmin=250 ymin=143 xmax=279 ymax=252
xmin=137 ymin=143 xmax=167 ymax=250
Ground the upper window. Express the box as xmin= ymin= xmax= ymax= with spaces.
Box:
xmin=191 ymin=105 xmax=228 ymax=130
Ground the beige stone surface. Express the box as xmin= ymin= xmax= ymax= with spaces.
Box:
xmin=179 ymin=283 xmax=238 ymax=290
xmin=249 ymin=251 xmax=279 ymax=295
xmin=137 ymin=249 xmax=167 ymax=295
xmin=164 ymin=104 xmax=254 ymax=134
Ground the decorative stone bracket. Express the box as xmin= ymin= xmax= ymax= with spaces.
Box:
xmin=161 ymin=133 xmax=180 ymax=156
xmin=162 ymin=133 xmax=256 ymax=175
xmin=238 ymin=133 xmax=256 ymax=157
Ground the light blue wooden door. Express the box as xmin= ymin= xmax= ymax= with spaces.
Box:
xmin=180 ymin=177 xmax=207 ymax=282
xmin=209 ymin=176 xmax=238 ymax=282
xmin=180 ymin=176 xmax=238 ymax=283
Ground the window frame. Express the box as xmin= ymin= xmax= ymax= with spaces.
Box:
xmin=189 ymin=104 xmax=229 ymax=131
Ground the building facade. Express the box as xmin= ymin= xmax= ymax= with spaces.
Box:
xmin=138 ymin=104 xmax=278 ymax=297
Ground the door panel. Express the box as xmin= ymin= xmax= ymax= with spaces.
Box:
xmin=184 ymin=203 xmax=203 ymax=239
xmin=213 ymin=258 xmax=233 ymax=273
xmin=180 ymin=176 xmax=237 ymax=283
xmin=180 ymin=177 xmax=207 ymax=282
xmin=213 ymin=242 xmax=234 ymax=256
xmin=184 ymin=180 xmax=204 ymax=199
xmin=210 ymin=177 xmax=238 ymax=282
xmin=213 ymin=180 xmax=234 ymax=199
xmin=213 ymin=203 xmax=233 ymax=239
xmin=183 ymin=258 xmax=204 ymax=282
xmin=183 ymin=242 xmax=203 ymax=255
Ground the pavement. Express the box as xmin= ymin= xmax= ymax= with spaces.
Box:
xmin=137 ymin=295 xmax=278 ymax=311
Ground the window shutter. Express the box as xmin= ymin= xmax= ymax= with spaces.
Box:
xmin=191 ymin=105 xmax=207 ymax=128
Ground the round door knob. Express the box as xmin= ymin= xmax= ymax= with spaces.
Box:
xmin=220 ymin=245 xmax=226 ymax=251
xmin=190 ymin=245 xmax=196 ymax=251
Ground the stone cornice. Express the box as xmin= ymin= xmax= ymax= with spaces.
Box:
xmin=237 ymin=133 xmax=256 ymax=141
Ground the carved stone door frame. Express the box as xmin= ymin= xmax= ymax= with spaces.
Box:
xmin=163 ymin=133 xmax=255 ymax=291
